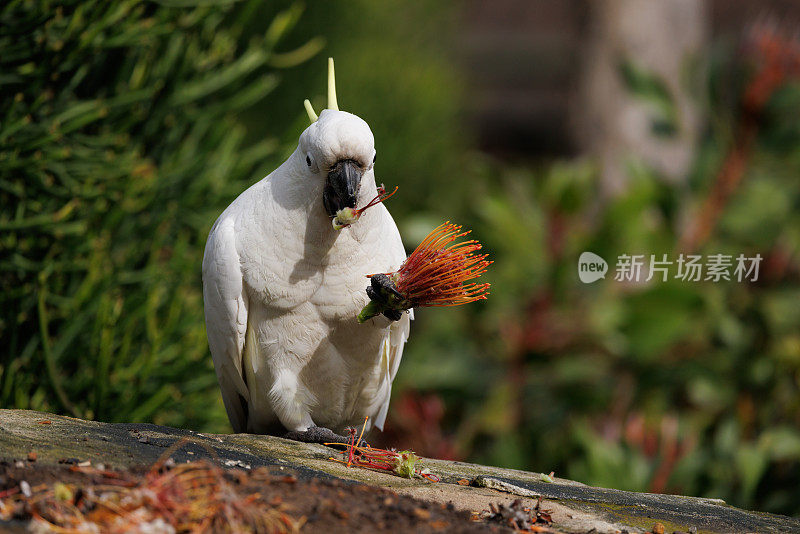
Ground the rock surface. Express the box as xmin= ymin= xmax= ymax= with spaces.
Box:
xmin=1 ymin=409 xmax=798 ymax=533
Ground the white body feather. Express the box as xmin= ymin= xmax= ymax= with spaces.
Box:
xmin=202 ymin=109 xmax=410 ymax=434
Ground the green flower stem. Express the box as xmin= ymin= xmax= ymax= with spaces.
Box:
xmin=357 ymin=300 xmax=386 ymax=323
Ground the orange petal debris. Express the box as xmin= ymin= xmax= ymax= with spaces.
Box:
xmin=327 ymin=418 xmax=440 ymax=482
xmin=0 ymin=441 xmax=303 ymax=533
xmin=483 ymin=497 xmax=554 ymax=532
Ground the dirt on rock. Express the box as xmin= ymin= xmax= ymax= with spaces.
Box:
xmin=0 ymin=460 xmax=507 ymax=533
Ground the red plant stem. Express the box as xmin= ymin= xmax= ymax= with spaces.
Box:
xmin=355 ymin=185 xmax=398 ymax=216
xmin=681 ymin=23 xmax=799 ymax=252
xmin=680 ymin=123 xmax=757 ymax=253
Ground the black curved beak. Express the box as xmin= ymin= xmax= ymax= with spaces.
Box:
xmin=323 ymin=159 xmax=363 ymax=217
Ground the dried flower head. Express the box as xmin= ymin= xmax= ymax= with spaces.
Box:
xmin=0 ymin=440 xmax=302 ymax=533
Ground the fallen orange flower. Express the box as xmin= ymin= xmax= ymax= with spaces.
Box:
xmin=327 ymin=419 xmax=440 ymax=482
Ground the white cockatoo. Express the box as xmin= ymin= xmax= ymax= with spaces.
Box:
xmin=202 ymin=59 xmax=410 ymax=442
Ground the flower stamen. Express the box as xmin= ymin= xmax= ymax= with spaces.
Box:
xmin=333 ymin=185 xmax=398 ymax=230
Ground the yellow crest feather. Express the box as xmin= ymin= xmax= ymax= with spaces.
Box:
xmin=327 ymin=57 xmax=339 ymax=111
xmin=303 ymin=99 xmax=318 ymax=123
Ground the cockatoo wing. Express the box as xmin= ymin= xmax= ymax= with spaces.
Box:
xmin=371 ymin=212 xmax=413 ymax=430
xmin=372 ymin=308 xmax=413 ymax=430
xmin=202 ymin=216 xmax=250 ymax=433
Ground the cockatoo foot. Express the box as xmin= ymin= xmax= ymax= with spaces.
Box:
xmin=283 ymin=426 xmax=369 ymax=449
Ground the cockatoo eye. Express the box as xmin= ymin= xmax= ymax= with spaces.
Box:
xmin=372 ymin=153 xmax=376 ymax=165
xmin=306 ymin=155 xmax=312 ymax=167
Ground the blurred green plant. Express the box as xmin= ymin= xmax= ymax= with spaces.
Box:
xmin=388 ymin=23 xmax=800 ymax=517
xmin=0 ymin=0 xmax=322 ymax=431
xmin=0 ymin=0 xmax=463 ymax=431
xmin=250 ymin=0 xmax=465 ymax=221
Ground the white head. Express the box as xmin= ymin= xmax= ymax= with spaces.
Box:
xmin=298 ymin=58 xmax=377 ymax=219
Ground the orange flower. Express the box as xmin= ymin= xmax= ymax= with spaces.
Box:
xmin=327 ymin=418 xmax=440 ymax=482
xmin=358 ymin=222 xmax=491 ymax=322
xmin=393 ymin=222 xmax=491 ymax=306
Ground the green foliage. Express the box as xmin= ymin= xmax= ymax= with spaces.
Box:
xmin=0 ymin=0 xmax=320 ymax=430
xmin=260 ymin=0 xmax=465 ymax=220
xmin=393 ymin=52 xmax=800 ymax=516
xmin=0 ymin=0 xmax=463 ymax=429
xmin=398 ymin=143 xmax=800 ymax=513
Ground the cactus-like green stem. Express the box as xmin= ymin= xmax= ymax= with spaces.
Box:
xmin=357 ymin=299 xmax=386 ymax=323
